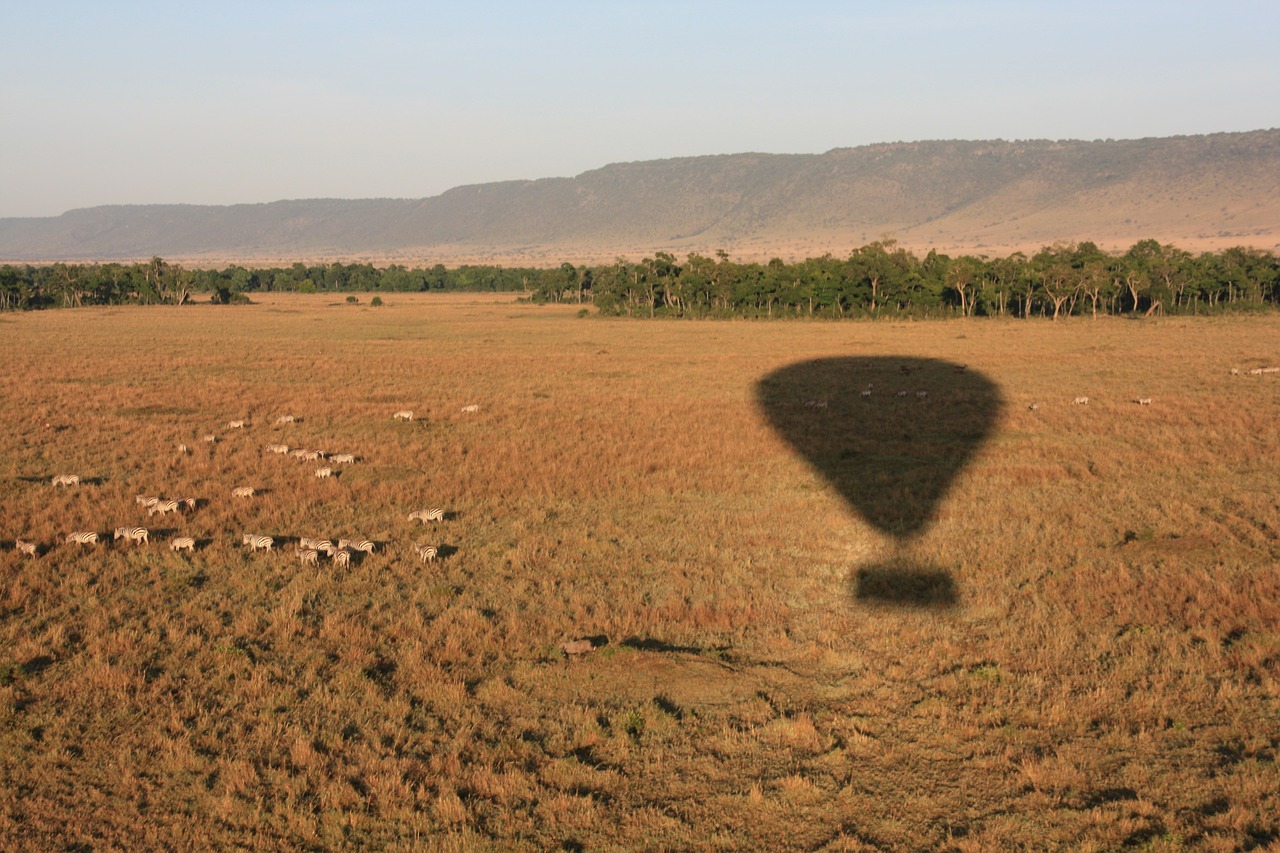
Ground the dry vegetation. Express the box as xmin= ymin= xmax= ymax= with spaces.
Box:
xmin=1 ymin=294 xmax=1278 ymax=850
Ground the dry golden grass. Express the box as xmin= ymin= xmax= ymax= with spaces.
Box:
xmin=1 ymin=295 xmax=1278 ymax=849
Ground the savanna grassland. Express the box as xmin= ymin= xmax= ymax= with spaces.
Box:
xmin=1 ymin=295 xmax=1278 ymax=851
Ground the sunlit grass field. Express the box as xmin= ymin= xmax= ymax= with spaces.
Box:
xmin=1 ymin=294 xmax=1277 ymax=850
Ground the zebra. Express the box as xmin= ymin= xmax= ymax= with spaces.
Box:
xmin=290 ymin=448 xmax=310 ymax=459
xmin=242 ymin=534 xmax=274 ymax=552
xmin=177 ymin=443 xmax=189 ymax=455
xmin=169 ymin=536 xmax=196 ymax=553
xmin=1028 ymin=403 xmax=1040 ymax=412
xmin=232 ymin=486 xmax=256 ymax=498
xmin=203 ymin=434 xmax=217 ymax=443
xmin=393 ymin=410 xmax=414 ymax=421
xmin=332 ymin=549 xmax=352 ymax=568
xmin=149 ymin=499 xmax=181 ymax=517
xmin=137 ymin=494 xmax=160 ymax=508
xmin=266 ymin=444 xmax=290 ymax=455
xmin=227 ymin=419 xmax=247 ymax=429
xmin=916 ymin=391 xmax=929 ymax=399
xmin=302 ymin=450 xmax=324 ymax=461
xmin=66 ymin=531 xmax=100 ymax=546
xmin=298 ymin=548 xmax=319 ymax=567
xmin=1072 ymin=396 xmax=1090 ymax=405
xmin=178 ymin=497 xmax=198 ymax=512
xmin=409 ymin=508 xmax=445 ymax=524
xmin=460 ymin=404 xmax=479 ymax=413
xmin=314 ymin=467 xmax=333 ymax=479
xmin=896 ymin=390 xmax=909 ymax=398
xmin=860 ymin=388 xmax=872 ymax=399
xmin=14 ymin=539 xmax=38 ymax=557
xmin=413 ymin=542 xmax=438 ymax=563
xmin=339 ymin=539 xmax=375 ymax=555
xmin=1136 ymin=398 xmax=1153 ymax=406
xmin=52 ymin=474 xmax=80 ymax=487
xmin=310 ymin=539 xmax=338 ymax=557
xmin=114 ymin=526 xmax=149 ymax=545
xmin=330 ymin=453 xmax=356 ymax=464
xmin=275 ymin=415 xmax=296 ymax=425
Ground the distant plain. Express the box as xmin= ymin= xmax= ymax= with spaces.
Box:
xmin=1 ymin=295 xmax=1277 ymax=849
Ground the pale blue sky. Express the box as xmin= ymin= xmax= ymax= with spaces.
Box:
xmin=2 ymin=0 xmax=1277 ymax=218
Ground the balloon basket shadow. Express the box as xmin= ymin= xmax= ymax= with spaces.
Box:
xmin=852 ymin=558 xmax=958 ymax=608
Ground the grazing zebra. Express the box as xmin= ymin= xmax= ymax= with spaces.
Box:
xmin=413 ymin=542 xmax=438 ymax=563
xmin=312 ymin=540 xmax=338 ymax=557
xmin=393 ymin=410 xmax=414 ymax=421
xmin=170 ymin=536 xmax=196 ymax=553
xmin=409 ymin=508 xmax=445 ymax=524
xmin=290 ymin=449 xmax=309 ymax=459
xmin=1136 ymin=398 xmax=1153 ymax=406
xmin=242 ymin=534 xmax=274 ymax=552
xmin=803 ymin=399 xmax=828 ymax=409
xmin=332 ymin=549 xmax=352 ymax=568
xmin=896 ymin=390 xmax=909 ymax=398
xmin=275 ymin=415 xmax=296 ymax=425
xmin=859 ymin=388 xmax=872 ymax=399
xmin=114 ymin=526 xmax=149 ymax=545
xmin=330 ymin=453 xmax=356 ymax=464
xmin=232 ymin=486 xmax=256 ymax=498
xmin=266 ymin=444 xmax=290 ymax=455
xmin=66 ymin=531 xmax=99 ymax=546
xmin=178 ymin=497 xmax=198 ymax=512
xmin=460 ymin=404 xmax=479 ymax=413
xmin=1028 ymin=403 xmax=1040 ymax=412
xmin=298 ymin=548 xmax=319 ymax=567
xmin=1231 ymin=367 xmax=1241 ymax=375
xmin=149 ymin=499 xmax=180 ymax=517
xmin=302 ymin=450 xmax=324 ymax=461
xmin=339 ymin=539 xmax=376 ymax=555
xmin=14 ymin=539 xmax=38 ymax=557
xmin=52 ymin=474 xmax=80 ymax=487
xmin=1072 ymin=396 xmax=1090 ymax=405
xmin=916 ymin=391 xmax=929 ymax=399
xmin=314 ymin=467 xmax=333 ymax=479
xmin=177 ymin=443 xmax=189 ymax=455
xmin=203 ymin=434 xmax=217 ymax=444
xmin=227 ymin=420 xmax=247 ymax=429
xmin=137 ymin=494 xmax=159 ymax=508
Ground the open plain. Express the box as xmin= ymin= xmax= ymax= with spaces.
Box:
xmin=1 ymin=294 xmax=1278 ymax=850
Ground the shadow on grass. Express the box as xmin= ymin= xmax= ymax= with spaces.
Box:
xmin=756 ymin=356 xmax=1003 ymax=608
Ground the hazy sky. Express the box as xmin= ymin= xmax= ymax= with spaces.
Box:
xmin=2 ymin=0 xmax=1277 ymax=218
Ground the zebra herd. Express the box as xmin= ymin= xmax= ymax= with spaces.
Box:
xmin=11 ymin=408 xmax=452 ymax=566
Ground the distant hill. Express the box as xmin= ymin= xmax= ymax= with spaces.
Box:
xmin=2 ymin=130 xmax=1278 ymax=266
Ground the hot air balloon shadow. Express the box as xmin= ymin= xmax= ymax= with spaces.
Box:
xmin=756 ymin=357 xmax=1003 ymax=607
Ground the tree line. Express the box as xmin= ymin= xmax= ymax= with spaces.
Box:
xmin=2 ymin=240 xmax=1277 ymax=318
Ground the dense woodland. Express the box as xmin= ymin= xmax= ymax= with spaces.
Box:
xmin=2 ymin=240 xmax=1278 ymax=317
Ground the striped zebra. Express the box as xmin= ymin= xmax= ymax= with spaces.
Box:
xmin=330 ymin=453 xmax=356 ymax=464
xmin=298 ymin=548 xmax=319 ymax=567
xmin=170 ymin=536 xmax=196 ymax=553
xmin=1072 ymin=396 xmax=1090 ymax=405
xmin=137 ymin=494 xmax=159 ymax=508
xmin=227 ymin=419 xmax=247 ymax=429
xmin=916 ymin=391 xmax=929 ymax=399
xmin=311 ymin=539 xmax=338 ymax=557
xmin=275 ymin=415 xmax=296 ymax=425
xmin=409 ymin=508 xmax=445 ymax=525
xmin=52 ymin=474 xmax=80 ymax=487
xmin=114 ymin=526 xmax=149 ymax=545
xmin=14 ymin=539 xmax=38 ymax=557
xmin=232 ymin=486 xmax=256 ymax=498
xmin=302 ymin=450 xmax=325 ymax=461
xmin=242 ymin=534 xmax=274 ymax=552
xmin=413 ymin=542 xmax=438 ymax=563
xmin=314 ymin=467 xmax=333 ymax=479
xmin=177 ymin=443 xmax=189 ymax=455
xmin=149 ymin=499 xmax=181 ymax=517
xmin=393 ymin=410 xmax=414 ymax=421
xmin=339 ymin=539 xmax=375 ymax=555
xmin=178 ymin=497 xmax=198 ymax=512
xmin=332 ymin=549 xmax=352 ymax=568
xmin=1028 ymin=403 xmax=1040 ymax=412
xmin=1136 ymin=398 xmax=1152 ymax=406
xmin=66 ymin=531 xmax=100 ymax=546
xmin=266 ymin=444 xmax=290 ymax=455
xmin=460 ymin=404 xmax=479 ymax=413
xmin=203 ymin=434 xmax=217 ymax=443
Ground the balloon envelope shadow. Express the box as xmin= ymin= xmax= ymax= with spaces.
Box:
xmin=756 ymin=357 xmax=1003 ymax=607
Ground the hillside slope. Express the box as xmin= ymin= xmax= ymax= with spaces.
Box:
xmin=2 ymin=130 xmax=1277 ymax=264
